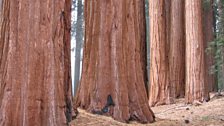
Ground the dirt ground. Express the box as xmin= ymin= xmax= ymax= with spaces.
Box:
xmin=71 ymin=93 xmax=224 ymax=126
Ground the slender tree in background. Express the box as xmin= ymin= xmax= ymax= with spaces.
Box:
xmin=217 ymin=0 xmax=224 ymax=90
xmin=74 ymin=0 xmax=155 ymax=123
xmin=148 ymin=0 xmax=173 ymax=106
xmin=205 ymin=0 xmax=224 ymax=92
xmin=71 ymin=0 xmax=76 ymax=35
xmin=185 ymin=0 xmax=209 ymax=103
xmin=0 ymin=0 xmax=73 ymax=125
xmin=203 ymin=0 xmax=217 ymax=92
xmin=169 ymin=0 xmax=185 ymax=98
xmin=145 ymin=0 xmax=150 ymax=81
xmin=74 ymin=0 xmax=84 ymax=95
xmin=218 ymin=0 xmax=224 ymax=37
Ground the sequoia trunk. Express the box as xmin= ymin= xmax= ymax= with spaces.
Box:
xmin=0 ymin=0 xmax=73 ymax=126
xmin=169 ymin=0 xmax=185 ymax=98
xmin=185 ymin=0 xmax=208 ymax=103
xmin=74 ymin=0 xmax=155 ymax=123
xmin=148 ymin=0 xmax=172 ymax=106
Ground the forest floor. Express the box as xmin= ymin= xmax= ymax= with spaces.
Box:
xmin=70 ymin=92 xmax=224 ymax=126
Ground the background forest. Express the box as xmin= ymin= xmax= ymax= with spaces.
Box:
xmin=72 ymin=0 xmax=224 ymax=95
xmin=0 ymin=0 xmax=224 ymax=126
xmin=70 ymin=0 xmax=224 ymax=125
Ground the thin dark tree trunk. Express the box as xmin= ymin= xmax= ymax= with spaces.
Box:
xmin=218 ymin=0 xmax=224 ymax=91
xmin=203 ymin=0 xmax=217 ymax=92
xmin=74 ymin=0 xmax=83 ymax=95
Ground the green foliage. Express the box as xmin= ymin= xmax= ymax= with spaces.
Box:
xmin=217 ymin=0 xmax=224 ymax=37
xmin=206 ymin=0 xmax=224 ymax=91
xmin=207 ymin=38 xmax=224 ymax=91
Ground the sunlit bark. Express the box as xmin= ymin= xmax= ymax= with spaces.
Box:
xmin=0 ymin=0 xmax=73 ymax=125
xmin=75 ymin=0 xmax=155 ymax=123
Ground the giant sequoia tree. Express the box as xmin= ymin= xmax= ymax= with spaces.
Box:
xmin=169 ymin=0 xmax=185 ymax=98
xmin=74 ymin=0 xmax=155 ymax=123
xmin=0 ymin=0 xmax=73 ymax=125
xmin=185 ymin=0 xmax=209 ymax=103
xmin=148 ymin=0 xmax=172 ymax=106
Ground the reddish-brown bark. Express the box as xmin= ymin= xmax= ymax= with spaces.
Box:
xmin=74 ymin=0 xmax=155 ymax=123
xmin=148 ymin=0 xmax=173 ymax=106
xmin=0 ymin=0 xmax=73 ymax=126
xmin=185 ymin=0 xmax=209 ymax=103
xmin=169 ymin=0 xmax=185 ymax=98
